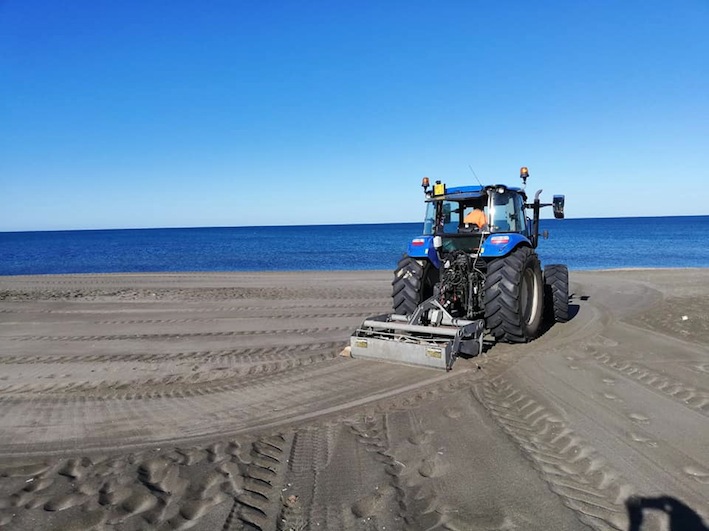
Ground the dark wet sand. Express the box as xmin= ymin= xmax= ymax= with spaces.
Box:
xmin=1 ymin=269 xmax=708 ymax=530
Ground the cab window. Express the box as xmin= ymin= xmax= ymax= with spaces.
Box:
xmin=490 ymin=190 xmax=523 ymax=232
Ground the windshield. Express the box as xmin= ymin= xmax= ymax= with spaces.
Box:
xmin=423 ymin=190 xmax=526 ymax=235
xmin=423 ymin=198 xmax=488 ymax=235
xmin=488 ymin=190 xmax=525 ymax=232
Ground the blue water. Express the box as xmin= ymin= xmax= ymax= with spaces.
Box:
xmin=1 ymin=216 xmax=708 ymax=276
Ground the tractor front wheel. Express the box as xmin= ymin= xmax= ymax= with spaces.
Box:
xmin=544 ymin=264 xmax=570 ymax=323
xmin=484 ymin=246 xmax=544 ymax=342
xmin=392 ymin=255 xmax=436 ymax=315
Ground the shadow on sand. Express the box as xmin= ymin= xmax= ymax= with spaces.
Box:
xmin=567 ymin=303 xmax=580 ymax=320
xmin=535 ymin=298 xmax=580 ymax=338
xmin=626 ymin=495 xmax=708 ymax=531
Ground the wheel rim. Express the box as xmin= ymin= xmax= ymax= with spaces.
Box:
xmin=521 ymin=267 xmax=540 ymax=326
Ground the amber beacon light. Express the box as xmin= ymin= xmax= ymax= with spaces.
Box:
xmin=520 ymin=166 xmax=529 ymax=185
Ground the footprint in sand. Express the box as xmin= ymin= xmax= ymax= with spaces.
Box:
xmin=23 ymin=477 xmax=54 ymax=493
xmin=693 ymin=363 xmax=709 ymax=374
xmin=629 ymin=413 xmax=650 ymax=424
xmin=443 ymin=408 xmax=462 ymax=419
xmin=44 ymin=492 xmax=90 ymax=512
xmin=630 ymin=433 xmax=658 ymax=448
xmin=407 ymin=430 xmax=434 ymax=446
xmin=418 ymin=455 xmax=448 ymax=478
xmin=0 ymin=462 xmax=54 ymax=478
xmin=351 ymin=489 xmax=387 ymax=518
xmin=683 ymin=466 xmax=709 ymax=484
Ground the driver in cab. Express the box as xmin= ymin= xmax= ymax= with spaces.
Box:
xmin=463 ymin=208 xmax=487 ymax=230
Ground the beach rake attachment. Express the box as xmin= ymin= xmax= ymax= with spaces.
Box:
xmin=350 ymin=298 xmax=485 ymax=370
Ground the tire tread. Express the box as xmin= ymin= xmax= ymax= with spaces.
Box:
xmin=484 ymin=247 xmax=543 ymax=343
xmin=391 ymin=256 xmax=431 ymax=315
xmin=544 ymin=264 xmax=570 ymax=323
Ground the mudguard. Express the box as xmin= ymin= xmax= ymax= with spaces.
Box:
xmin=407 ymin=233 xmax=533 ymax=264
xmin=406 ymin=236 xmax=441 ymax=268
xmin=480 ymin=233 xmax=532 ymax=259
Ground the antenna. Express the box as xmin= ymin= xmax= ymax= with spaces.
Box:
xmin=467 ymin=164 xmax=484 ymax=187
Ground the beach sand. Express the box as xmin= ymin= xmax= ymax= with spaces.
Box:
xmin=0 ymin=269 xmax=708 ymax=530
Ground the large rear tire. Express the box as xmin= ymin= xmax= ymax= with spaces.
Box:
xmin=484 ymin=246 xmax=544 ymax=343
xmin=392 ymin=255 xmax=436 ymax=315
xmin=544 ymin=264 xmax=569 ymax=323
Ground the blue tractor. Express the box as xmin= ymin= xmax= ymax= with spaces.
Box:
xmin=351 ymin=167 xmax=568 ymax=370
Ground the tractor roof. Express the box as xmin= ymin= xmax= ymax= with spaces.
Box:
xmin=427 ymin=184 xmax=525 ymax=202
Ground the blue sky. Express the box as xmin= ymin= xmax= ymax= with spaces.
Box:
xmin=1 ymin=1 xmax=708 ymax=231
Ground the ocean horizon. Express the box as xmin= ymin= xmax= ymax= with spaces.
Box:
xmin=1 ymin=215 xmax=708 ymax=276
xmin=3 ymin=213 xmax=706 ymax=235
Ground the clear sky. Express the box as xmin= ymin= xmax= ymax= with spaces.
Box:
xmin=1 ymin=1 xmax=708 ymax=231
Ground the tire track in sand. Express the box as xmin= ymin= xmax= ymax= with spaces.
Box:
xmin=0 ymin=299 xmax=390 ymax=315
xmin=1 ymin=286 xmax=387 ymax=302
xmin=348 ymin=414 xmax=448 ymax=530
xmin=281 ymin=416 xmax=413 ymax=530
xmin=222 ymin=434 xmax=295 ymax=531
xmin=0 ymin=340 xmax=343 ymax=365
xmin=0 ymin=353 xmax=338 ymax=403
xmin=9 ymin=325 xmax=354 ymax=342
xmin=476 ymin=377 xmax=634 ymax=531
xmin=586 ymin=348 xmax=709 ymax=416
xmin=279 ymin=367 xmax=491 ymax=531
xmin=92 ymin=310 xmax=376 ymax=325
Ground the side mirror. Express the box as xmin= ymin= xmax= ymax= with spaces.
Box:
xmin=553 ymin=195 xmax=565 ymax=219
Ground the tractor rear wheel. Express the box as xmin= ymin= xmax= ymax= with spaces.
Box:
xmin=392 ymin=255 xmax=436 ymax=315
xmin=544 ymin=264 xmax=569 ymax=323
xmin=484 ymin=246 xmax=544 ymax=342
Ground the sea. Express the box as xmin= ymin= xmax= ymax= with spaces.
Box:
xmin=1 ymin=216 xmax=708 ymax=276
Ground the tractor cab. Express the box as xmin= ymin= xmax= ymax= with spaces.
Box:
xmin=422 ymin=183 xmax=530 ymax=253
